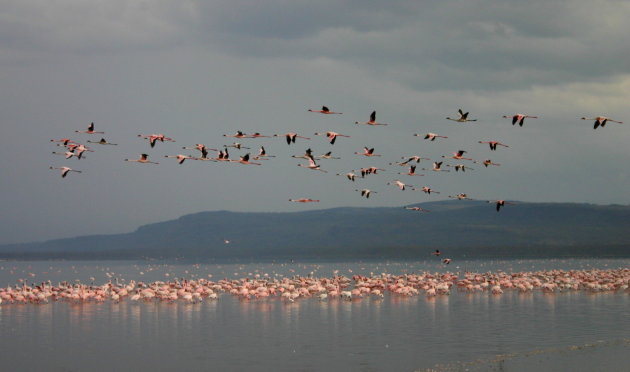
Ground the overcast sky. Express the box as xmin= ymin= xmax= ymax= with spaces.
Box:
xmin=1 ymin=0 xmax=629 ymax=244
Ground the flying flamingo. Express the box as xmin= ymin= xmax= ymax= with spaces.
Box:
xmin=422 ymin=162 xmax=450 ymax=172
xmin=360 ymin=167 xmax=385 ymax=177
xmin=233 ymin=153 xmax=261 ymax=165
xmin=398 ymin=165 xmax=424 ymax=176
xmin=448 ymin=193 xmax=472 ymax=200
xmin=49 ymin=166 xmax=81 ymax=178
xmin=447 ymin=164 xmax=474 ymax=172
xmin=355 ymin=111 xmax=388 ymax=126
xmin=50 ymin=138 xmax=76 ymax=146
xmin=316 ymin=151 xmax=341 ymax=160
xmin=388 ymin=180 xmax=412 ymax=191
xmin=489 ymin=200 xmax=516 ymax=212
xmin=416 ymin=132 xmax=448 ymax=141
xmin=404 ymin=206 xmax=430 ymax=212
xmin=222 ymin=131 xmax=248 ymax=138
xmin=297 ymin=156 xmax=327 ymax=172
xmin=356 ymin=189 xmax=376 ymax=198
xmin=336 ymin=171 xmax=357 ymax=181
xmin=52 ymin=150 xmax=82 ymax=160
xmin=503 ymin=114 xmax=538 ymax=127
xmin=182 ymin=144 xmax=219 ymax=160
xmin=419 ymin=186 xmax=440 ymax=194
xmin=446 ymin=109 xmax=477 ymax=123
xmin=443 ymin=258 xmax=452 ymax=265
xmin=124 ymin=154 xmax=159 ymax=164
xmin=355 ymin=147 xmax=380 ymax=157
xmin=225 ymin=142 xmax=250 ymax=150
xmin=482 ymin=159 xmax=501 ymax=167
xmin=442 ymin=150 xmax=474 ymax=161
xmin=253 ymin=146 xmax=276 ymax=160
xmin=274 ymin=132 xmax=311 ymax=145
xmin=308 ymin=106 xmax=342 ymax=114
xmin=164 ymin=154 xmax=195 ymax=164
xmin=291 ymin=148 xmax=313 ymax=159
xmin=390 ymin=156 xmax=430 ymax=166
xmin=75 ymin=122 xmax=104 ymax=134
xmin=479 ymin=141 xmax=509 ymax=151
xmin=87 ymin=138 xmax=118 ymax=145
xmin=138 ymin=134 xmax=175 ymax=148
xmin=432 ymin=249 xmax=441 ymax=256
xmin=581 ymin=116 xmax=623 ymax=129
xmin=289 ymin=198 xmax=320 ymax=203
xmin=314 ymin=131 xmax=350 ymax=145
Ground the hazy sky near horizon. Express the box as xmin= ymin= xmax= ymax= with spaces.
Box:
xmin=1 ymin=0 xmax=630 ymax=244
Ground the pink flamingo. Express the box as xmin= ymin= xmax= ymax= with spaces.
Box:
xmin=297 ymin=156 xmax=327 ymax=172
xmin=404 ymin=206 xmax=430 ymax=212
xmin=398 ymin=165 xmax=424 ymax=176
xmin=233 ymin=153 xmax=261 ymax=165
xmin=274 ymin=132 xmax=311 ymax=145
xmin=314 ymin=131 xmax=350 ymax=145
xmin=355 ymin=147 xmax=380 ymax=157
xmin=479 ymin=141 xmax=509 ymax=151
xmin=447 ymin=164 xmax=474 ymax=172
xmin=422 ymin=162 xmax=450 ymax=172
xmin=489 ymin=200 xmax=515 ymax=212
xmin=253 ymin=146 xmax=276 ymax=160
xmin=50 ymin=138 xmax=76 ymax=146
xmin=336 ymin=171 xmax=357 ymax=181
xmin=503 ymin=114 xmax=538 ymax=127
xmin=448 ymin=193 xmax=472 ymax=200
xmin=289 ymin=198 xmax=320 ymax=203
xmin=581 ymin=116 xmax=623 ymax=129
xmin=360 ymin=166 xmax=385 ymax=177
xmin=164 ymin=154 xmax=195 ymax=164
xmin=316 ymin=151 xmax=341 ymax=160
xmin=443 ymin=150 xmax=474 ymax=161
xmin=356 ymin=189 xmax=376 ymax=198
xmin=419 ymin=186 xmax=440 ymax=194
xmin=75 ymin=122 xmax=104 ymax=134
xmin=355 ymin=111 xmax=388 ymax=126
xmin=87 ymin=138 xmax=118 ymax=145
xmin=416 ymin=132 xmax=448 ymax=141
xmin=308 ymin=106 xmax=342 ymax=114
xmin=446 ymin=109 xmax=477 ymax=123
xmin=49 ymin=166 xmax=81 ymax=178
xmin=387 ymin=180 xmax=412 ymax=191
xmin=124 ymin=154 xmax=159 ymax=164
xmin=52 ymin=150 xmax=82 ymax=160
xmin=482 ymin=159 xmax=501 ymax=167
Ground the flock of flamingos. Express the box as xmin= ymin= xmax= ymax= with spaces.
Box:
xmin=25 ymin=106 xmax=628 ymax=305
xmin=1 ymin=268 xmax=628 ymax=304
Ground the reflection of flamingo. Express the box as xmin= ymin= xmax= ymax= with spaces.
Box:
xmin=581 ymin=116 xmax=623 ymax=129
xmin=355 ymin=111 xmax=388 ymax=126
xmin=125 ymin=154 xmax=159 ymax=164
xmin=308 ymin=106 xmax=342 ymax=114
xmin=503 ymin=114 xmax=538 ymax=127
xmin=49 ymin=166 xmax=81 ymax=178
xmin=446 ymin=109 xmax=477 ymax=122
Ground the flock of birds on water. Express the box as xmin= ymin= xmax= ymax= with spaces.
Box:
xmin=1 ymin=267 xmax=628 ymax=304
xmin=46 ymin=106 xmax=625 ymax=269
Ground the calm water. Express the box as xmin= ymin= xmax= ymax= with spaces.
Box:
xmin=1 ymin=259 xmax=629 ymax=372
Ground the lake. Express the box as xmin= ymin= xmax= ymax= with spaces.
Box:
xmin=1 ymin=258 xmax=628 ymax=371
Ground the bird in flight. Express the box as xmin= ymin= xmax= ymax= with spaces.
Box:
xmin=289 ymin=198 xmax=320 ymax=203
xmin=308 ymin=106 xmax=342 ymax=114
xmin=125 ymin=153 xmax=159 ymax=164
xmin=75 ymin=122 xmax=104 ymax=134
xmin=489 ymin=200 xmax=515 ymax=212
xmin=355 ymin=111 xmax=388 ymax=126
xmin=479 ymin=141 xmax=509 ymax=151
xmin=446 ymin=109 xmax=477 ymax=123
xmin=87 ymin=138 xmax=117 ymax=145
xmin=314 ymin=131 xmax=350 ymax=145
xmin=50 ymin=166 xmax=82 ymax=178
xmin=356 ymin=189 xmax=376 ymax=198
xmin=274 ymin=132 xmax=311 ymax=145
xmin=503 ymin=114 xmax=538 ymax=127
xmin=581 ymin=116 xmax=623 ymax=129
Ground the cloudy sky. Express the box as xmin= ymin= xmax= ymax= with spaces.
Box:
xmin=1 ymin=0 xmax=629 ymax=244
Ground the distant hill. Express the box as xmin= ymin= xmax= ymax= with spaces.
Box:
xmin=1 ymin=201 xmax=629 ymax=259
